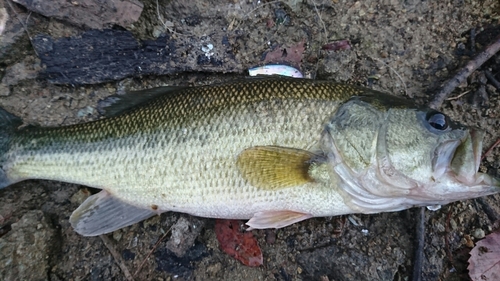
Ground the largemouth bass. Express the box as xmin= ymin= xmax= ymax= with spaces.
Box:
xmin=0 ymin=78 xmax=498 ymax=236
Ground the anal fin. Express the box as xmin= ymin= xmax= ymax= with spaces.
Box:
xmin=70 ymin=190 xmax=157 ymax=236
xmin=246 ymin=210 xmax=313 ymax=230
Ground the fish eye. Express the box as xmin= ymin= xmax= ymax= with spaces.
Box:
xmin=426 ymin=111 xmax=448 ymax=131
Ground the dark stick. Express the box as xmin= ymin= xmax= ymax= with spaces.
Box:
xmin=484 ymin=70 xmax=500 ymax=90
xmin=428 ymin=35 xmax=500 ymax=110
xmin=411 ymin=207 xmax=425 ymax=281
xmin=476 ymin=197 xmax=500 ymax=224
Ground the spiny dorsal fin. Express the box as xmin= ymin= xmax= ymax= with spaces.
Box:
xmin=98 ymin=86 xmax=187 ymax=117
xmin=237 ymin=146 xmax=316 ymax=190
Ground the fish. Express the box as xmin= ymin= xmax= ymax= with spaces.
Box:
xmin=0 ymin=78 xmax=498 ymax=236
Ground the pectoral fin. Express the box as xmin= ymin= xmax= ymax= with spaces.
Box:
xmin=246 ymin=210 xmax=313 ymax=229
xmin=70 ymin=190 xmax=157 ymax=236
xmin=237 ymin=146 xmax=317 ymax=190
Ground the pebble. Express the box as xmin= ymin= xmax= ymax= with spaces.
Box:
xmin=472 ymin=228 xmax=485 ymax=239
xmin=165 ymin=216 xmax=205 ymax=257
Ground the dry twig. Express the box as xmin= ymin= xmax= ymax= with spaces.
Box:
xmin=428 ymin=35 xmax=500 ymax=109
xmin=5 ymin=0 xmax=38 ymax=56
xmin=133 ymin=225 xmax=172 ymax=277
xmin=484 ymin=70 xmax=500 ymax=90
xmin=411 ymin=207 xmax=425 ymax=281
xmin=481 ymin=138 xmax=500 ymax=162
xmin=311 ymin=0 xmax=328 ymax=43
xmin=445 ymin=90 xmax=471 ymax=101
xmin=100 ymin=235 xmax=135 ymax=281
xmin=372 ymin=57 xmax=408 ymax=96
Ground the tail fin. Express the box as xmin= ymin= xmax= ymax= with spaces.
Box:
xmin=0 ymin=107 xmax=22 ymax=189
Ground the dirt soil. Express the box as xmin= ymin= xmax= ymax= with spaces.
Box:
xmin=1 ymin=0 xmax=500 ymax=280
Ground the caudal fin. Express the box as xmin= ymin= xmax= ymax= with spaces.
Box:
xmin=0 ymin=107 xmax=22 ymax=189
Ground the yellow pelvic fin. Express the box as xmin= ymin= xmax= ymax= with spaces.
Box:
xmin=237 ymin=146 xmax=316 ymax=190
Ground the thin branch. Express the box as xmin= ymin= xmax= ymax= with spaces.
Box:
xmin=481 ymin=138 xmax=500 ymax=162
xmin=311 ymin=0 xmax=328 ymax=43
xmin=372 ymin=57 xmax=408 ymax=96
xmin=477 ymin=197 xmax=500 ymax=224
xmin=5 ymin=0 xmax=38 ymax=57
xmin=134 ymin=225 xmax=172 ymax=277
xmin=428 ymin=35 xmax=500 ymax=109
xmin=445 ymin=90 xmax=471 ymax=100
xmin=411 ymin=207 xmax=425 ymax=281
xmin=100 ymin=234 xmax=135 ymax=281
xmin=484 ymin=70 xmax=500 ymax=90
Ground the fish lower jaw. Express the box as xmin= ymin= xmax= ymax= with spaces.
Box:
xmin=470 ymin=172 xmax=500 ymax=188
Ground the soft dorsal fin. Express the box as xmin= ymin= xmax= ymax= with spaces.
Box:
xmin=98 ymin=86 xmax=187 ymax=117
xmin=70 ymin=190 xmax=157 ymax=236
xmin=236 ymin=146 xmax=317 ymax=190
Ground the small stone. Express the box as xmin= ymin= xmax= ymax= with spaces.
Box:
xmin=206 ymin=263 xmax=222 ymax=277
xmin=152 ymin=26 xmax=164 ymax=38
xmin=70 ymin=188 xmax=91 ymax=205
xmin=472 ymin=228 xmax=485 ymax=239
xmin=165 ymin=216 xmax=205 ymax=257
xmin=449 ymin=219 xmax=458 ymax=230
xmin=464 ymin=235 xmax=475 ymax=248
xmin=77 ymin=106 xmax=95 ymax=118
xmin=113 ymin=231 xmax=123 ymax=242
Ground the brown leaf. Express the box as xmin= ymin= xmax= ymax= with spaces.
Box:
xmin=215 ymin=219 xmax=263 ymax=267
xmin=468 ymin=231 xmax=500 ymax=281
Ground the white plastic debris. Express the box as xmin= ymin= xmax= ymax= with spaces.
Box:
xmin=426 ymin=205 xmax=442 ymax=211
xmin=248 ymin=65 xmax=303 ymax=78
xmin=201 ymin=43 xmax=214 ymax=53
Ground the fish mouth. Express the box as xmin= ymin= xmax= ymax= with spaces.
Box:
xmin=433 ymin=129 xmax=500 ymax=188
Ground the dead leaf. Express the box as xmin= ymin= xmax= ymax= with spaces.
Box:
xmin=468 ymin=231 xmax=500 ymax=281
xmin=215 ymin=219 xmax=263 ymax=267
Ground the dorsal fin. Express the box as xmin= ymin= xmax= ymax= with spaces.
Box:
xmin=237 ymin=146 xmax=317 ymax=190
xmin=98 ymin=86 xmax=187 ymax=117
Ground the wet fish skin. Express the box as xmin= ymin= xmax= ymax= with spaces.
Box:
xmin=0 ymin=78 xmax=497 ymax=236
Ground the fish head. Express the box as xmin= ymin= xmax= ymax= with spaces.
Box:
xmin=320 ymin=92 xmax=499 ymax=213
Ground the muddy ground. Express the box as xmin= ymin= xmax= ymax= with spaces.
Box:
xmin=0 ymin=0 xmax=500 ymax=280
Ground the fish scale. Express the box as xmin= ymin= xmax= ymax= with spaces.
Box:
xmin=3 ymin=79 xmax=357 ymax=214
xmin=0 ymin=78 xmax=498 ymax=236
